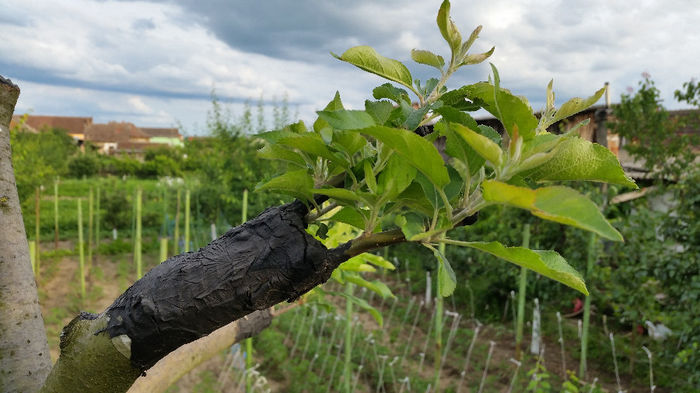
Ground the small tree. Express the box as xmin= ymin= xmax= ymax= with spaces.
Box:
xmin=609 ymin=75 xmax=699 ymax=182
xmin=0 ymin=2 xmax=637 ymax=392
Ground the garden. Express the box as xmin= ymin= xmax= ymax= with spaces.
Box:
xmin=1 ymin=1 xmax=698 ymax=392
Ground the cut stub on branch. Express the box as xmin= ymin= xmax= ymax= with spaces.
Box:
xmin=104 ymin=200 xmax=350 ymax=371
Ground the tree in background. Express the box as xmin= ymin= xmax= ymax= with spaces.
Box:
xmin=609 ymin=74 xmax=699 ymax=182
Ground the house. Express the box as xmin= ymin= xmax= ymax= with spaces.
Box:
xmin=11 ymin=114 xmax=184 ymax=155
xmin=140 ymin=127 xmax=184 ymax=147
xmin=10 ymin=115 xmax=93 ymax=140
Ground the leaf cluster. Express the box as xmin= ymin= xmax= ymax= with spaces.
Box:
xmin=256 ymin=0 xmax=636 ymax=298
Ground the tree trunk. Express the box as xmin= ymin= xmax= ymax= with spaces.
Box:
xmin=0 ymin=76 xmax=52 ymax=392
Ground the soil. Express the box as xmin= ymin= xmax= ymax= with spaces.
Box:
xmin=35 ymin=245 xmax=658 ymax=393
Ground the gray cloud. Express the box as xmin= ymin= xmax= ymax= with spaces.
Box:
xmin=1 ymin=0 xmax=699 ymax=134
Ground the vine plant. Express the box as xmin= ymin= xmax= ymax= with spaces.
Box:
xmin=256 ymin=0 xmax=636 ymax=302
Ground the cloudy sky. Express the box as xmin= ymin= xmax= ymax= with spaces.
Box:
xmin=2 ymin=0 xmax=698 ymax=135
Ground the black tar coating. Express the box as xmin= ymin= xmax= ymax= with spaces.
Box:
xmin=104 ymin=200 xmax=350 ymax=371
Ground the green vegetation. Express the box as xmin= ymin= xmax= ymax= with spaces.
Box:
xmin=8 ymin=1 xmax=698 ymax=391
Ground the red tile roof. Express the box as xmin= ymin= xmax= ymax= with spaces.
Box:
xmin=11 ymin=115 xmax=92 ymax=135
xmin=84 ymin=122 xmax=150 ymax=143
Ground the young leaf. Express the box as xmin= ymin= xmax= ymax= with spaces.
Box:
xmin=278 ymin=134 xmax=350 ymax=168
xmin=344 ymin=273 xmax=395 ymax=299
xmin=317 ymin=109 xmax=376 ymax=130
xmin=255 ymin=169 xmax=314 ymax=201
xmin=552 ymin=87 xmax=606 ymax=124
xmin=432 ymin=246 xmax=457 ymax=297
xmin=481 ymin=180 xmax=623 ymax=241
xmin=338 ymin=258 xmax=377 ymax=273
xmin=257 ymin=144 xmax=307 ymax=167
xmin=333 ymin=46 xmax=414 ymax=90
xmin=365 ymin=100 xmax=395 ymax=125
xmin=434 ymin=106 xmax=479 ymax=129
xmin=523 ymin=137 xmax=637 ymax=189
xmin=450 ymin=123 xmax=503 ymax=166
xmin=333 ymin=130 xmax=367 ymax=156
xmin=333 ymin=289 xmax=384 ymax=326
xmin=329 ymin=206 xmax=367 ymax=230
xmin=456 ymin=241 xmax=588 ymax=295
xmin=356 ymin=252 xmax=396 ymax=270
xmin=313 ymin=188 xmax=366 ymax=205
xmin=378 ymin=153 xmax=417 ymax=199
xmin=460 ymin=46 xmax=495 ymax=66
xmin=437 ymin=0 xmax=462 ymax=52
xmin=313 ymin=91 xmax=345 ymax=133
xmin=462 ymin=80 xmax=538 ymax=140
xmin=411 ymin=49 xmax=445 ymax=70
xmin=364 ymin=161 xmax=378 ymax=194
xmin=394 ymin=213 xmax=425 ymax=240
xmin=373 ymin=83 xmax=411 ymax=104
xmin=356 ymin=126 xmax=450 ymax=187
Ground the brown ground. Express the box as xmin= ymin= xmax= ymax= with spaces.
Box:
xmin=34 ymin=244 xmax=656 ymax=393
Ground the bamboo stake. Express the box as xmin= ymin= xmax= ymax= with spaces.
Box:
xmin=29 ymin=240 xmax=36 ymax=274
xmin=53 ymin=179 xmax=59 ymax=249
xmin=515 ymin=224 xmax=531 ymax=358
xmin=173 ymin=188 xmax=181 ymax=254
xmin=159 ymin=237 xmax=168 ymax=263
xmin=95 ymin=186 xmax=100 ymax=262
xmin=579 ymin=232 xmax=597 ymax=378
xmin=184 ymin=189 xmax=190 ymax=252
xmin=77 ymin=198 xmax=85 ymax=299
xmin=135 ymin=188 xmax=143 ymax=279
xmin=34 ymin=187 xmax=40 ymax=276
xmin=88 ymin=187 xmax=93 ymax=268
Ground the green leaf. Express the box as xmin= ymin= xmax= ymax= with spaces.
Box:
xmin=356 ymin=252 xmax=396 ymax=270
xmin=481 ymin=180 xmax=623 ymax=241
xmin=313 ymin=92 xmax=345 ymax=133
xmin=434 ymin=106 xmax=478 ymax=129
xmin=333 ymin=46 xmax=413 ymax=90
xmin=460 ymin=46 xmax=495 ymax=66
xmin=437 ymin=0 xmax=461 ymax=52
xmin=552 ymin=87 xmax=606 ymax=124
xmin=462 ymin=80 xmax=538 ymax=140
xmin=338 ymin=258 xmax=376 ymax=273
xmin=317 ymin=110 xmax=376 ymax=130
xmin=411 ymin=49 xmax=445 ymax=70
xmin=378 ymin=153 xmax=417 ymax=199
xmin=395 ymin=182 xmax=435 ymax=217
xmin=450 ymin=123 xmax=503 ymax=166
xmin=330 ymin=207 xmax=367 ymax=230
xmin=313 ymin=188 xmax=365 ymax=205
xmin=524 ymin=137 xmax=637 ymax=189
xmin=356 ymin=126 xmax=450 ymax=187
xmin=457 ymin=240 xmax=588 ymax=295
xmin=364 ymin=161 xmax=377 ymax=194
xmin=257 ymin=144 xmax=306 ymax=167
xmin=278 ymin=134 xmax=350 ymax=168
xmin=344 ymin=273 xmax=395 ymax=299
xmin=334 ymin=131 xmax=367 ymax=156
xmin=332 ymin=289 xmax=384 ymax=326
xmin=255 ymin=169 xmax=314 ymax=201
xmin=373 ymin=83 xmax=410 ymax=104
xmin=432 ymin=247 xmax=457 ymax=297
xmin=394 ymin=213 xmax=425 ymax=240
xmin=365 ymin=100 xmax=395 ymax=125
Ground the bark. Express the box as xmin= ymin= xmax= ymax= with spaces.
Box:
xmin=0 ymin=75 xmax=52 ymax=393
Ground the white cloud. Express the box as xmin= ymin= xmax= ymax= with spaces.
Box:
xmin=2 ymin=0 xmax=699 ymax=134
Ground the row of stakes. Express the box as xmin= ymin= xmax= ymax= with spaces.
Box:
xmin=215 ymin=268 xmax=654 ymax=393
